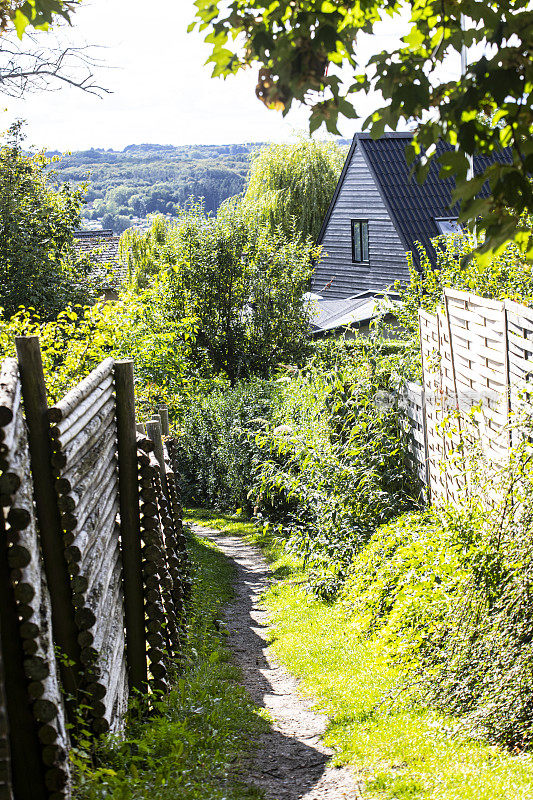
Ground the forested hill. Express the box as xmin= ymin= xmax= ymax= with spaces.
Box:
xmin=49 ymin=142 xmax=264 ymax=233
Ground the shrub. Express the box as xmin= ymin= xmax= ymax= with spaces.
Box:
xmin=341 ymin=431 xmax=533 ymax=749
xmin=0 ymin=123 xmax=105 ymax=319
xmin=173 ymin=379 xmax=276 ymax=512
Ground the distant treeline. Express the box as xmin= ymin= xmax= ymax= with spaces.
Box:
xmin=49 ymin=142 xmax=264 ymax=233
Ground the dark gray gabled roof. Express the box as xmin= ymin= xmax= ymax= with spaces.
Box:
xmin=318 ymin=132 xmax=513 ymax=267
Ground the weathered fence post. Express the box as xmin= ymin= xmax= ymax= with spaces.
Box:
xmin=14 ymin=336 xmax=81 ymax=699
xmin=0 ymin=513 xmax=45 ymax=800
xmin=158 ymin=407 xmax=170 ymax=436
xmin=146 ymin=419 xmax=166 ymax=483
xmin=114 ymin=360 xmax=147 ymax=692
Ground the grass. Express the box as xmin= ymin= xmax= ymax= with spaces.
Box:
xmin=189 ymin=508 xmax=533 ymax=800
xmin=73 ymin=531 xmax=267 ymax=800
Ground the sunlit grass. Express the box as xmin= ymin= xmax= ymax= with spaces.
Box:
xmin=190 ymin=508 xmax=533 ymax=800
xmin=266 ymin=581 xmax=533 ymax=800
xmin=74 ymin=532 xmax=267 ymax=800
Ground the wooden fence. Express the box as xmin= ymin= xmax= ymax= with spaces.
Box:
xmin=403 ymin=288 xmax=533 ymax=502
xmin=0 ymin=337 xmax=190 ymax=800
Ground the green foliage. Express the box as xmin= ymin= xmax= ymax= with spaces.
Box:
xmin=74 ymin=534 xmax=266 ymax=800
xmin=338 ymin=422 xmax=533 ymax=749
xmin=239 ymin=135 xmax=345 ymax=241
xmin=399 ymin=234 xmax=533 ymax=333
xmin=0 ymin=123 xmax=104 ymax=319
xmin=0 ymin=278 xmax=202 ymax=412
xmin=1 ymin=0 xmax=73 ymax=37
xmin=192 ymin=0 xmax=533 ymax=260
xmin=175 ymin=379 xmax=275 ymax=512
xmin=121 ymin=204 xmax=317 ymax=382
xmin=254 ymin=338 xmax=419 ymax=597
xmin=176 ymin=336 xmax=419 ymax=598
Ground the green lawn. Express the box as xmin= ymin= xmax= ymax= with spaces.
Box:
xmin=74 ymin=531 xmax=266 ymax=800
xmin=187 ymin=508 xmax=533 ymax=800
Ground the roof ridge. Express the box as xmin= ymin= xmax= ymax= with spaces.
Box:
xmin=356 ymin=131 xmax=415 ymax=140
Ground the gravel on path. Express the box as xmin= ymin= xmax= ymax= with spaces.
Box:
xmin=191 ymin=524 xmax=363 ymax=800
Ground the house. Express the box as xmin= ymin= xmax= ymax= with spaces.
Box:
xmin=312 ymin=132 xmax=512 ymax=300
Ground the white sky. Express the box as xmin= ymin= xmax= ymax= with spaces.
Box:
xmin=1 ymin=1 xmax=415 ymax=151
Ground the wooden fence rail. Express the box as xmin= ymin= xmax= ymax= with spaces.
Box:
xmin=0 ymin=340 xmax=190 ymax=800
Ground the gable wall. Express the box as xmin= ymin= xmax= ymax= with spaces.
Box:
xmin=312 ymin=145 xmax=411 ymax=299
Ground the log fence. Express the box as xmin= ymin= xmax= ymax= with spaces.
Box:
xmin=0 ymin=339 xmax=190 ymax=799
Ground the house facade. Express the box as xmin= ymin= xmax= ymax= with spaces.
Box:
xmin=312 ymin=132 xmax=512 ymax=300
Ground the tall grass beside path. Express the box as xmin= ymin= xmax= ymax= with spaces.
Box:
xmin=73 ymin=531 xmax=266 ymax=800
xmin=185 ymin=508 xmax=533 ymax=800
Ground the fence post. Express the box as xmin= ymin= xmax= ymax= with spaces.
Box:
xmin=15 ymin=336 xmax=81 ymax=699
xmin=146 ymin=419 xmax=166 ymax=479
xmin=114 ymin=360 xmax=147 ymax=693
xmin=0 ymin=513 xmax=45 ymax=800
xmin=158 ymin=407 xmax=170 ymax=436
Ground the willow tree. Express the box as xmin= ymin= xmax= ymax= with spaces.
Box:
xmin=239 ymin=137 xmax=345 ymax=242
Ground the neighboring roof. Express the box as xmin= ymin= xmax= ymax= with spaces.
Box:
xmin=309 ymin=290 xmax=399 ymax=334
xmin=317 ymin=132 xmax=513 ymax=267
xmin=73 ymin=230 xmax=126 ymax=283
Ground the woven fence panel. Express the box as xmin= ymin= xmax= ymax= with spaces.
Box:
xmin=419 ymin=309 xmax=447 ymax=500
xmin=398 ymin=381 xmax=427 ymax=486
xmin=446 ymin=289 xmax=509 ymax=467
xmin=505 ymin=300 xmax=533 ymax=443
xmin=0 ymin=359 xmax=71 ymax=799
xmin=49 ymin=359 xmax=127 ymax=734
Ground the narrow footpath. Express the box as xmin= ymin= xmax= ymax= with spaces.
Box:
xmin=191 ymin=524 xmax=361 ymax=800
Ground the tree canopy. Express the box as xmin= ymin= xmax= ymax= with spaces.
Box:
xmin=239 ymin=136 xmax=345 ymax=241
xmin=0 ymin=0 xmax=74 ymax=37
xmin=120 ymin=203 xmax=318 ymax=382
xmin=192 ymin=0 xmax=533 ymax=261
xmin=0 ymin=123 xmax=103 ymax=318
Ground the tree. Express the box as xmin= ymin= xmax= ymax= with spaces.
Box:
xmin=192 ymin=0 xmax=533 ymax=261
xmin=1 ymin=2 xmax=106 ymax=97
xmin=1 ymin=1 xmax=74 ymax=37
xmin=0 ymin=123 xmax=103 ymax=319
xmin=0 ymin=33 xmax=107 ymax=97
xmin=120 ymin=203 xmax=318 ymax=382
xmin=239 ymin=136 xmax=345 ymax=241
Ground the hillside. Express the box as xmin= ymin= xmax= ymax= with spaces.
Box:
xmin=50 ymin=139 xmax=352 ymax=234
xmin=49 ymin=142 xmax=264 ymax=233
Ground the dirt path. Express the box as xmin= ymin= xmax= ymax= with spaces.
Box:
xmin=191 ymin=524 xmax=362 ymax=800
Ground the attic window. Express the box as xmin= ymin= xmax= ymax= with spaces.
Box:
xmin=435 ymin=217 xmax=462 ymax=235
xmin=351 ymin=220 xmax=369 ymax=263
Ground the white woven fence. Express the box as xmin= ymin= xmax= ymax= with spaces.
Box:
xmin=405 ymin=288 xmax=533 ymax=502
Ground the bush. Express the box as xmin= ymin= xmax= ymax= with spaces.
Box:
xmin=341 ymin=434 xmax=533 ymax=749
xmin=173 ymin=379 xmax=276 ymax=512
xmin=0 ymin=123 xmax=105 ymax=319
xmin=250 ymin=336 xmax=420 ymax=597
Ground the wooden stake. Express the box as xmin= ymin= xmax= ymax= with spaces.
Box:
xmin=158 ymin=407 xmax=170 ymax=436
xmin=145 ymin=420 xmax=166 ymax=484
xmin=0 ymin=513 xmax=44 ymax=800
xmin=114 ymin=360 xmax=147 ymax=692
xmin=14 ymin=337 xmax=81 ymax=699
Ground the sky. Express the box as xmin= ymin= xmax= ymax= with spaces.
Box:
xmin=2 ymin=1 xmax=412 ymax=151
